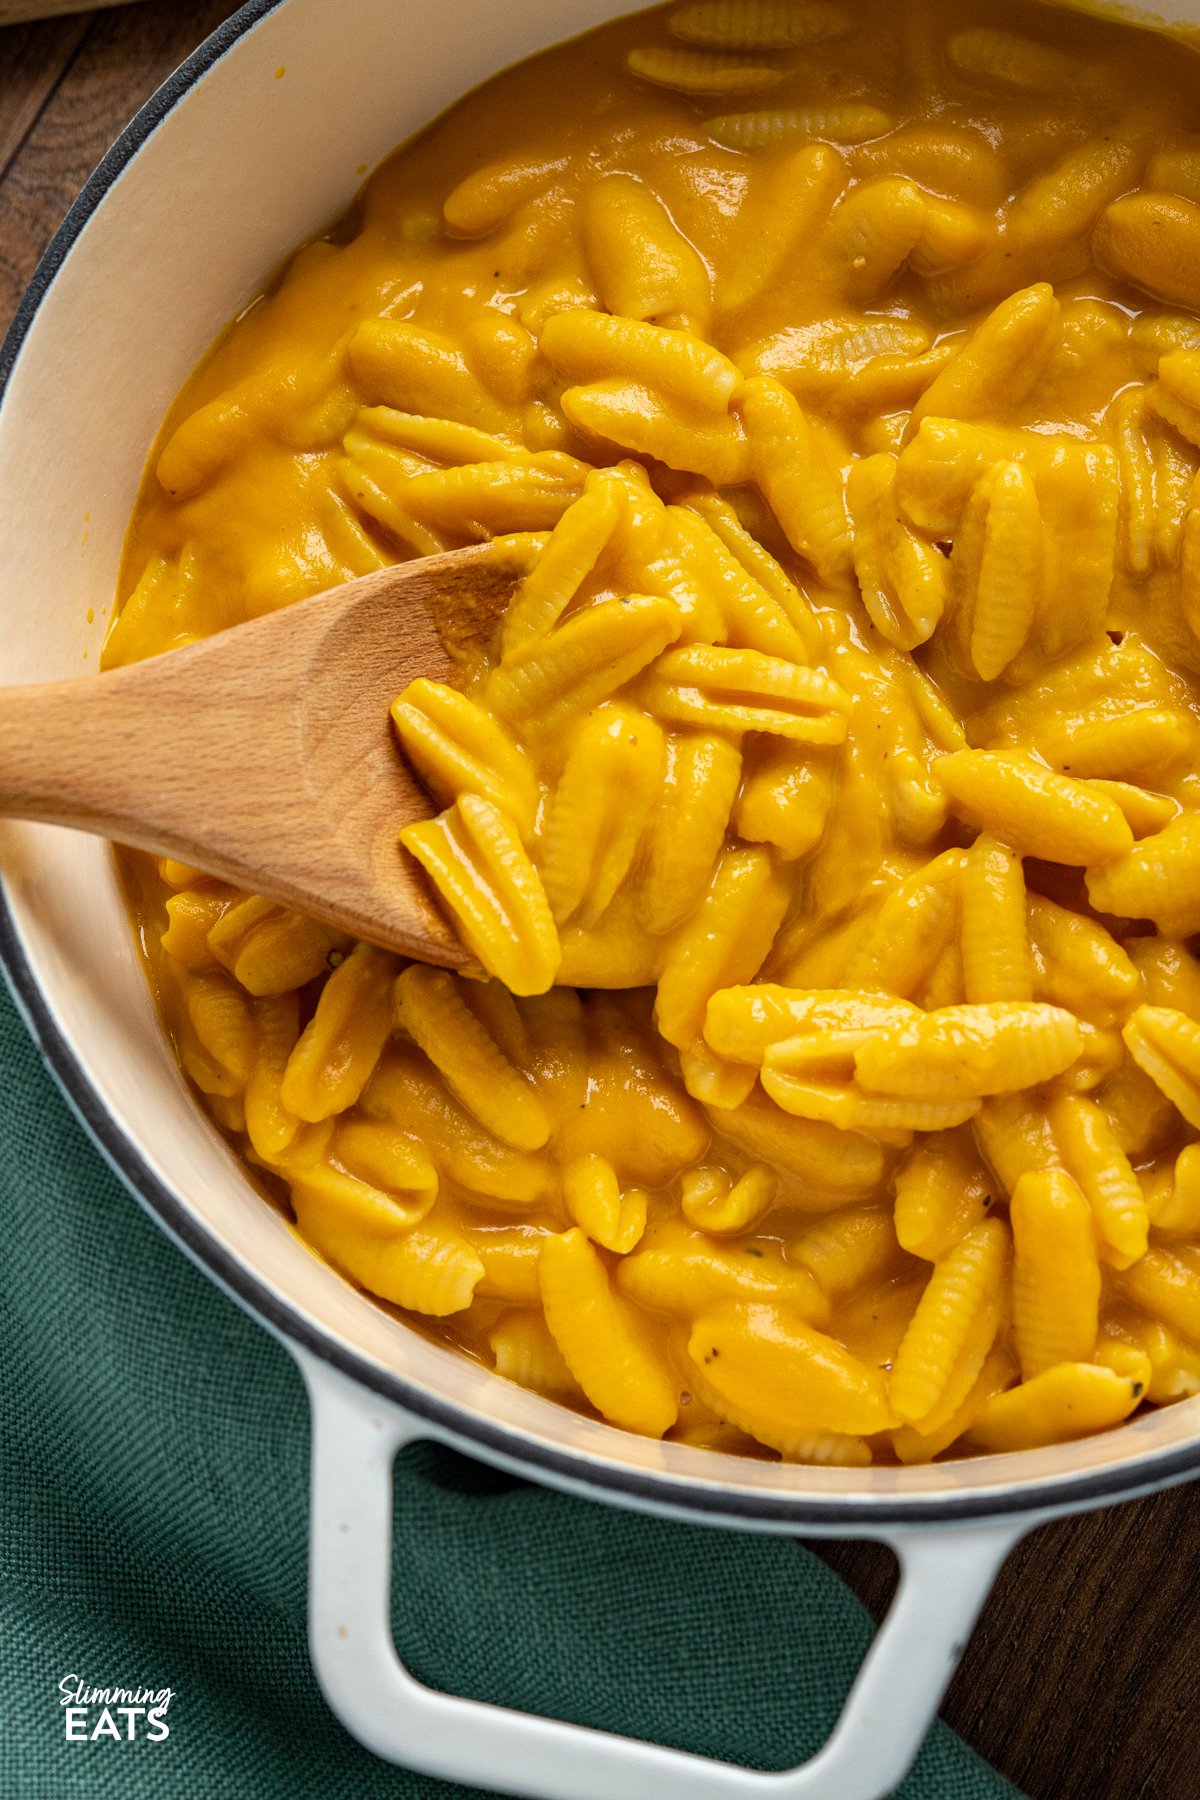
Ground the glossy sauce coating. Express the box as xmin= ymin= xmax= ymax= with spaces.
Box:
xmin=112 ymin=0 xmax=1200 ymax=1462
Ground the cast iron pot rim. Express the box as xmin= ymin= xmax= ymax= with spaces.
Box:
xmin=3 ymin=0 xmax=1199 ymax=1531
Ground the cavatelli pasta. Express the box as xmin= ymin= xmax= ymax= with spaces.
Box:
xmin=889 ymin=1217 xmax=1010 ymax=1425
xmin=893 ymin=1130 xmax=993 ymax=1260
xmin=959 ymin=837 xmax=1032 ymax=1003
xmin=118 ymin=0 xmax=1200 ymax=1469
xmin=1010 ymin=1169 xmax=1100 ymax=1377
xmin=846 ymin=452 xmax=948 ymax=650
xmin=540 ymin=1229 xmax=679 ymax=1435
xmin=937 ymin=750 xmax=1134 ymax=865
xmin=392 ymin=678 xmax=540 ymax=838
xmin=539 ymin=704 xmax=665 ymax=926
xmin=688 ymin=1303 xmax=895 ymax=1437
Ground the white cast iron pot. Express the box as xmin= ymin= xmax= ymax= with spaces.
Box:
xmin=2 ymin=3 xmax=1198 ymax=1795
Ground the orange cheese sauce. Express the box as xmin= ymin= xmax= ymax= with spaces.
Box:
xmin=110 ymin=0 xmax=1200 ymax=1462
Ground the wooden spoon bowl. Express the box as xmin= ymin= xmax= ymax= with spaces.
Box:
xmin=0 ymin=542 xmax=532 ymax=962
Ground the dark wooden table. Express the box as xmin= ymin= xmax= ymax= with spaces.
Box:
xmin=2 ymin=6 xmax=1197 ymax=1796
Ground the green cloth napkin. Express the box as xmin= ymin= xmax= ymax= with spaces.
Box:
xmin=0 ymin=977 xmax=1022 ymax=1800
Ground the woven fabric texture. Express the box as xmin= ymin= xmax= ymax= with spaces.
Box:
xmin=0 ymin=976 xmax=1022 ymax=1799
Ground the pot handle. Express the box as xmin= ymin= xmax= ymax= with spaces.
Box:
xmin=299 ymin=1350 xmax=1026 ymax=1800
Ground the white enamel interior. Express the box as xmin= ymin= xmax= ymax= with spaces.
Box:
xmin=5 ymin=0 xmax=1200 ymax=1522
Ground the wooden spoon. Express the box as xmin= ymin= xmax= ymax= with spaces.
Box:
xmin=0 ymin=541 xmax=534 ymax=964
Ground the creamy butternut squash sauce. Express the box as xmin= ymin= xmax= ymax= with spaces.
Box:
xmin=112 ymin=0 xmax=1200 ymax=1462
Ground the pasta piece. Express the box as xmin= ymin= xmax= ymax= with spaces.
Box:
xmin=1124 ymin=936 xmax=1200 ymax=1017
xmin=1122 ymin=1005 xmax=1200 ymax=1127
xmin=155 ymin=387 xmax=262 ymax=500
xmin=562 ymin=1154 xmax=648 ymax=1253
xmin=1087 ymin=813 xmax=1200 ymax=935
xmin=950 ymin=460 xmax=1042 ymax=681
xmin=719 ymin=144 xmax=846 ymax=316
xmin=539 ymin=705 xmax=665 ymax=927
xmin=889 ymin=1217 xmax=1010 ymax=1425
xmin=581 ymin=173 xmax=711 ymax=334
xmin=733 ymin=740 xmax=833 ymax=860
xmin=846 ymin=453 xmax=949 ymax=650
xmin=669 ymin=0 xmax=849 ymax=48
xmin=539 ymin=1229 xmax=679 ymax=1436
xmin=680 ymin=1162 xmax=777 ymax=1234
xmin=1086 ymin=781 xmax=1177 ymax=840
xmin=893 ymin=1130 xmax=993 ymax=1261
xmin=392 ymin=678 xmax=539 ymax=840
xmin=394 ymin=964 xmax=549 ymax=1151
xmin=473 ymin=1226 xmax=547 ymax=1302
xmin=1094 ymin=193 xmax=1200 ymax=312
xmin=713 ymin=1087 xmax=886 ymax=1199
xmin=705 ymin=106 xmax=891 ymax=150
xmin=1049 ymin=1093 xmax=1148 ymax=1269
xmin=386 ymin=456 xmax=585 ymax=539
xmin=561 ymin=378 xmax=751 ymax=487
xmin=617 ymin=1220 xmax=828 ymax=1323
xmin=443 ymin=153 xmax=569 ymax=237
xmin=540 ymin=310 xmax=740 ymax=414
xmin=1102 ymin=1315 xmax=1200 ymax=1403
xmin=333 ymin=1119 xmax=438 ymax=1221
xmin=161 ymin=886 xmax=232 ymax=972
xmin=627 ymin=45 xmax=784 ymax=92
xmin=639 ymin=644 xmax=851 ymax=742
xmin=486 ymin=594 xmax=682 ymax=729
xmin=498 ymin=475 xmax=625 ymax=656
xmin=910 ymin=284 xmax=1060 ymax=432
xmin=947 ymin=27 xmax=1079 ymax=94
xmin=1026 ymin=895 xmax=1138 ymax=1027
xmin=1146 ymin=348 xmax=1200 ymax=449
xmin=745 ymin=316 xmax=931 ymax=395
xmin=293 ymin=1181 xmax=484 ymax=1315
xmin=278 ymin=944 xmax=396 ymax=1123
xmin=244 ymin=993 xmax=303 ymax=1163
xmin=891 ymin=1343 xmax=1016 ymax=1463
xmin=790 ymin=1205 xmax=900 ymax=1298
xmin=346 ymin=318 xmax=511 ymax=432
xmin=735 ymin=375 xmax=852 ymax=581
xmin=353 ymin=405 xmax=520 ymax=467
xmin=638 ymin=733 xmax=743 ymax=935
xmin=968 ymin=1363 xmax=1144 ymax=1450
xmin=937 ymin=749 xmax=1134 ymax=865
xmin=689 ymin=1303 xmax=895 ymax=1436
xmin=489 ymin=1310 xmax=581 ymax=1397
xmin=1122 ymin=1244 xmax=1200 ymax=1345
xmin=1112 ymin=389 xmax=1157 ymax=576
xmin=684 ymin=491 xmax=822 ymax=656
xmin=761 ymin=1055 xmax=980 ymax=1133
xmin=704 ymin=986 xmax=917 ymax=1064
xmin=1038 ymin=708 xmax=1190 ymax=787
xmin=207 ymin=896 xmax=348 ymax=999
xmin=466 ymin=308 xmax=541 ymax=410
xmin=1153 ymin=1143 xmax=1200 ymax=1235
xmin=831 ymin=179 xmax=990 ymax=295
xmin=656 ymin=845 xmax=791 ymax=1050
xmin=855 ymin=1001 xmax=1082 ymax=1100
xmin=852 ymin=124 xmax=1005 ymax=208
xmin=960 ymin=837 xmax=1032 ymax=1003
xmin=668 ymin=507 xmax=809 ymax=660
xmin=400 ymin=796 xmax=561 ymax=996
xmin=845 ymin=859 xmax=962 ymax=999
xmin=1010 ymin=1169 xmax=1100 ymax=1378
xmin=1008 ymin=129 xmax=1148 ymax=258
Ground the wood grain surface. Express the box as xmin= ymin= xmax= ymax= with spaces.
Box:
xmin=0 ymin=6 xmax=1196 ymax=1797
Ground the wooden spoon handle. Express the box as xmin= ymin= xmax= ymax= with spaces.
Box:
xmin=0 ymin=651 xmax=465 ymax=961
xmin=0 ymin=667 xmax=184 ymax=840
